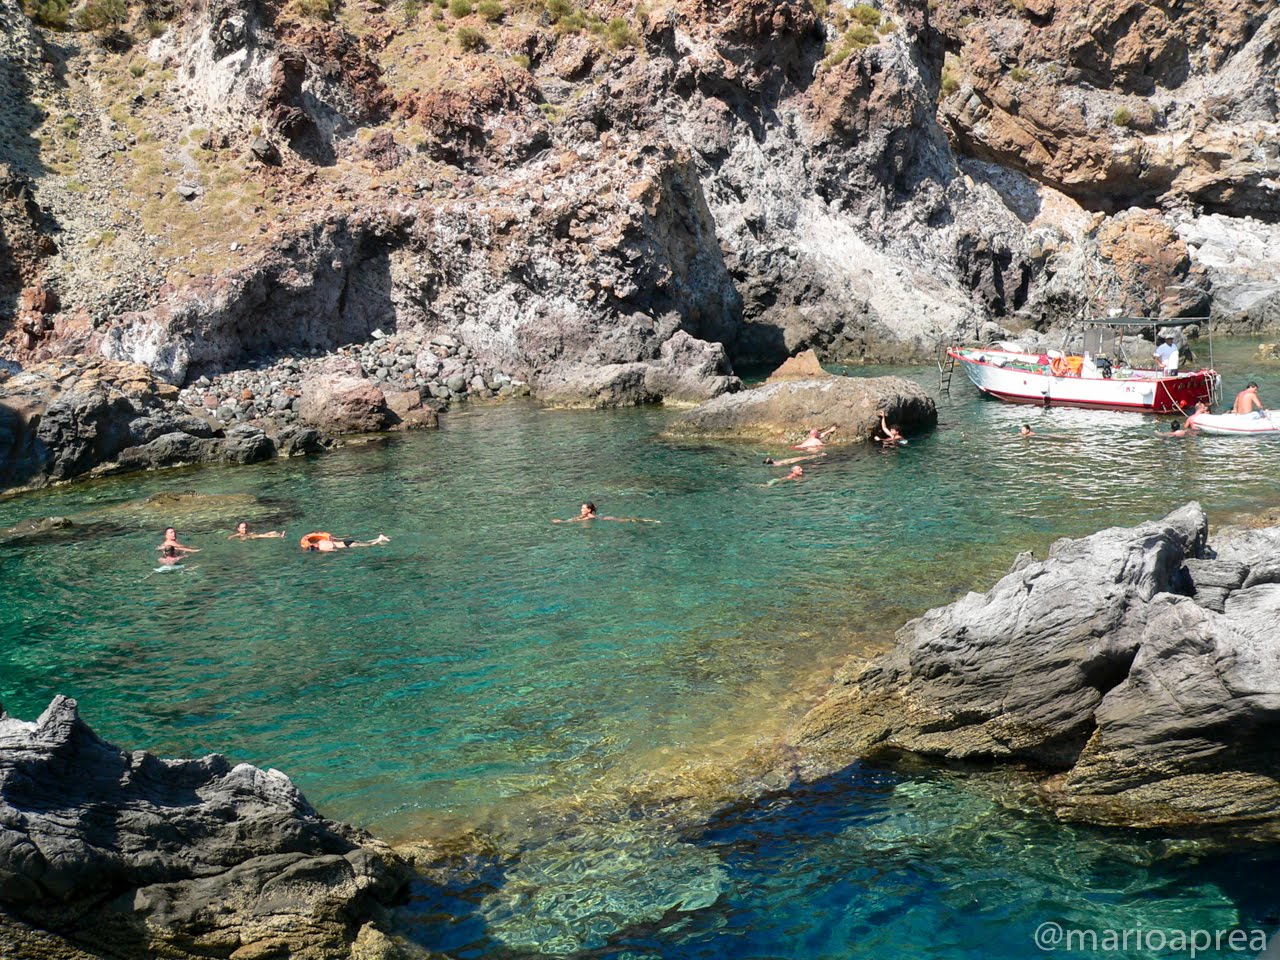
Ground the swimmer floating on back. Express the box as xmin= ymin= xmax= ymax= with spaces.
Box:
xmin=229 ymin=521 xmax=285 ymax=540
xmin=765 ymin=466 xmax=805 ymax=486
xmin=552 ymin=502 xmax=660 ymax=524
xmin=299 ymin=532 xmax=391 ymax=551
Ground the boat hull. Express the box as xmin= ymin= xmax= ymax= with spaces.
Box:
xmin=1187 ymin=412 xmax=1280 ymax=435
xmin=948 ymin=349 xmax=1218 ymax=414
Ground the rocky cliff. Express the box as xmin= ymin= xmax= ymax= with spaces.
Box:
xmin=4 ymin=0 xmax=1277 ymax=371
xmin=1 ymin=0 xmax=1279 ymax=483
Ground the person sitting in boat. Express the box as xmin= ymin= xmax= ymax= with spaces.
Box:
xmin=1232 ymin=382 xmax=1265 ymax=416
xmin=792 ymin=426 xmax=837 ymax=450
xmin=1153 ymin=337 xmax=1179 ymax=375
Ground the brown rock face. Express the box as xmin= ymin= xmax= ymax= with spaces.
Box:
xmin=297 ymin=372 xmax=395 ymax=435
xmin=937 ymin=0 xmax=1280 ymax=215
xmin=383 ymin=387 xmax=440 ymax=429
xmin=766 ymin=349 xmax=829 ymax=382
xmin=1092 ymin=210 xmax=1208 ymax=317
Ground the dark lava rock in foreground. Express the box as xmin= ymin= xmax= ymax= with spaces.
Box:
xmin=0 ymin=696 xmax=412 ymax=959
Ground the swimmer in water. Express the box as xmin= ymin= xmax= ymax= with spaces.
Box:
xmin=155 ymin=544 xmax=196 ymax=572
xmin=762 ymin=452 xmax=826 ymax=466
xmin=299 ymin=533 xmax=391 ymax=551
xmin=157 ymin=527 xmax=199 ymax=555
xmin=765 ymin=466 xmax=805 ymax=486
xmin=877 ymin=411 xmax=905 ymax=447
xmin=792 ymin=426 xmax=837 ymax=451
xmin=229 ymin=521 xmax=285 ymax=540
xmin=552 ymin=502 xmax=660 ymax=523
xmin=1017 ymin=423 xmax=1069 ymax=441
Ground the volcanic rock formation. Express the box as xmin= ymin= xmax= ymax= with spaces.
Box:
xmin=664 ymin=373 xmax=936 ymax=443
xmin=0 ymin=696 xmax=412 ymax=959
xmin=795 ymin=502 xmax=1280 ymax=835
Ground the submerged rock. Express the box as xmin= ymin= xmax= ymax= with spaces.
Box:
xmin=0 ymin=696 xmax=411 ymax=958
xmin=478 ymin=830 xmax=725 ymax=956
xmin=663 ymin=375 xmax=936 ymax=444
xmin=0 ymin=516 xmax=75 ymax=546
xmin=795 ymin=503 xmax=1280 ymax=837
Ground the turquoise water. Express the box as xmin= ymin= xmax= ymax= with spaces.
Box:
xmin=3 ymin=339 xmax=1280 ymax=956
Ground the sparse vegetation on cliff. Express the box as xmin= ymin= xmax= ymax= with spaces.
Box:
xmin=457 ymin=24 xmax=486 ymax=49
xmin=75 ymin=0 xmax=127 ymax=30
xmin=296 ymin=0 xmax=335 ymax=20
xmin=21 ymin=0 xmax=69 ymax=28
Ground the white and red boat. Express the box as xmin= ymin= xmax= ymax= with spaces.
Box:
xmin=946 ymin=347 xmax=1219 ymax=413
xmin=944 ymin=319 xmax=1220 ymax=414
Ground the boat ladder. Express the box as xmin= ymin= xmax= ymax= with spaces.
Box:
xmin=937 ymin=343 xmax=956 ymax=395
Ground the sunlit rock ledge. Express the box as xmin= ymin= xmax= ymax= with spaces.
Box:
xmin=795 ymin=502 xmax=1280 ymax=838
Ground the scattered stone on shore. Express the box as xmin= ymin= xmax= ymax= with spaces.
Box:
xmin=662 ymin=374 xmax=937 ymax=444
xmin=171 ymin=331 xmax=524 ymax=436
xmin=794 ymin=502 xmax=1280 ymax=838
xmin=0 ymin=696 xmax=412 ymax=959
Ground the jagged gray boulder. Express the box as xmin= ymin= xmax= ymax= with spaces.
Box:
xmin=0 ymin=696 xmax=411 ymax=958
xmin=663 ymin=374 xmax=937 ymax=444
xmin=795 ymin=503 xmax=1280 ymax=835
xmin=535 ymin=331 xmax=741 ymax=408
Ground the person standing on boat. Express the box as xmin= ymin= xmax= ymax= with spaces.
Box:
xmin=1153 ymin=337 xmax=1179 ymax=375
xmin=1232 ymin=382 xmax=1265 ymax=416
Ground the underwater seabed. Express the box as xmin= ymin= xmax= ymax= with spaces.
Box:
xmin=399 ymin=759 xmax=1280 ymax=959
xmin=3 ymin=338 xmax=1280 ymax=958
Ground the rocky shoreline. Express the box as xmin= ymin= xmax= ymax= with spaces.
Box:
xmin=3 ymin=340 xmax=947 ymax=492
xmin=794 ymin=502 xmax=1280 ymax=839
xmin=0 ymin=696 xmax=411 ymax=960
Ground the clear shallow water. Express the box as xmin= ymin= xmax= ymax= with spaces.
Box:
xmin=2 ymin=338 xmax=1280 ymax=957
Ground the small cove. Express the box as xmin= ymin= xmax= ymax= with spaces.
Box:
xmin=3 ymin=339 xmax=1280 ymax=957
